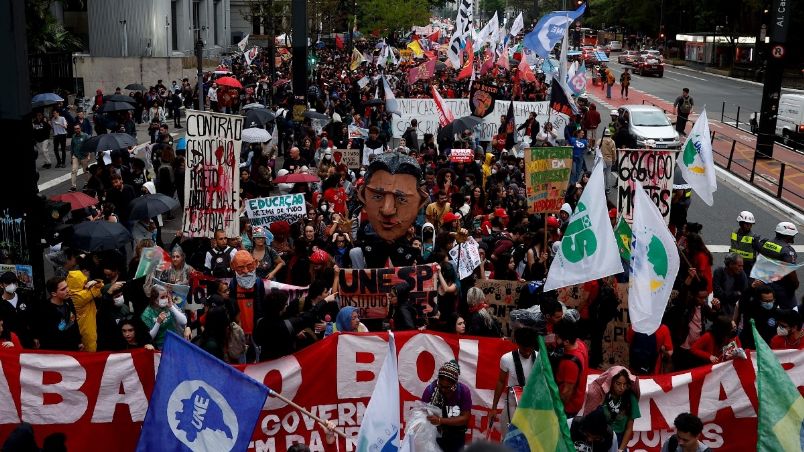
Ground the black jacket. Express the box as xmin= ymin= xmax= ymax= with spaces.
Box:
xmin=34 ymin=299 xmax=82 ymax=351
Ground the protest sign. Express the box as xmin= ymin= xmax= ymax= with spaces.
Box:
xmin=182 ymin=110 xmax=242 ymax=238
xmin=449 ymin=148 xmax=474 ymax=163
xmin=332 ymin=149 xmax=361 ymax=168
xmin=448 ymin=237 xmax=482 ymax=280
xmin=153 ymin=278 xmax=190 ymax=308
xmin=0 ymin=264 xmax=33 ymax=290
xmin=475 ymin=279 xmax=526 ymax=335
xmin=337 ymin=264 xmax=438 ymax=319
xmin=133 ymin=246 xmax=170 ymax=279
xmin=524 ymin=147 xmax=573 ymax=213
xmin=469 ymin=82 xmax=498 ymax=118
xmin=245 ymin=194 xmax=307 ymax=227
xmin=616 ymin=149 xmax=675 ymax=224
xmin=391 ymin=99 xmax=568 ymax=141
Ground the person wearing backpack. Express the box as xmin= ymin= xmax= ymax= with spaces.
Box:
xmin=661 ymin=413 xmax=711 ymax=452
xmin=488 ymin=327 xmax=539 ymax=432
xmin=204 ymin=229 xmax=237 ymax=278
xmin=553 ymin=318 xmax=589 ymax=417
xmin=673 ymin=88 xmax=695 ymax=136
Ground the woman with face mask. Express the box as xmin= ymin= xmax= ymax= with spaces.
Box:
xmin=96 ymin=285 xmax=132 ymax=351
xmin=140 ymin=285 xmax=187 ymax=349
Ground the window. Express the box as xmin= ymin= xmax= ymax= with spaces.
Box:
xmin=213 ymin=0 xmax=220 ymax=45
xmin=171 ymin=1 xmax=178 ymax=51
xmin=192 ymin=0 xmax=201 ymax=41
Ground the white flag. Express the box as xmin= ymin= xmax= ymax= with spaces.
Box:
xmin=237 ymin=34 xmax=249 ymax=52
xmin=383 ymin=76 xmax=401 ymax=117
xmin=750 ymin=254 xmax=804 ymax=283
xmin=544 ymin=161 xmax=624 ymax=291
xmin=677 ymin=109 xmax=717 ymax=205
xmin=509 ymin=12 xmax=524 ymax=37
xmin=628 ymin=181 xmax=681 ymax=335
xmin=357 ymin=332 xmax=400 ymax=452
xmin=447 ymin=0 xmax=474 ymax=68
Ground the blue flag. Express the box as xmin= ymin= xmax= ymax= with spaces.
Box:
xmin=136 ymin=332 xmax=269 ymax=452
xmin=523 ymin=5 xmax=586 ymax=59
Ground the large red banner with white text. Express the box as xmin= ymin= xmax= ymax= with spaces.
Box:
xmin=1 ymin=332 xmax=803 ymax=451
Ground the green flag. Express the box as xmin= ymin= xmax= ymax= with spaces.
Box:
xmin=503 ymin=335 xmax=574 ymax=451
xmin=752 ymin=319 xmax=804 ymax=451
xmin=614 ymin=216 xmax=632 ymax=261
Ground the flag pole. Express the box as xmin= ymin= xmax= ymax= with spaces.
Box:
xmin=268 ymin=388 xmax=349 ymax=438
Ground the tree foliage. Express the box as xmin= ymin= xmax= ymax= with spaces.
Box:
xmin=357 ymin=0 xmax=431 ymax=36
xmin=26 ymin=0 xmax=84 ymax=54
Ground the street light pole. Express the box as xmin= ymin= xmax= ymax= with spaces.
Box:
xmin=165 ymin=16 xmax=170 ymax=56
xmin=119 ymin=19 xmax=128 ymax=57
xmin=195 ymin=38 xmax=205 ymax=111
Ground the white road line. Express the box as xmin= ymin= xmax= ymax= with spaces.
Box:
xmin=665 ymin=70 xmax=707 ymax=81
xmin=663 ymin=76 xmax=682 ymax=82
xmin=38 ymin=170 xmax=83 ymax=192
xmin=708 ymin=245 xmax=804 ymax=253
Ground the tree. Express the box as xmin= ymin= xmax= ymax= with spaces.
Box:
xmin=357 ymin=0 xmax=431 ymax=36
xmin=479 ymin=0 xmax=505 ymax=22
xmin=26 ymin=0 xmax=84 ymax=54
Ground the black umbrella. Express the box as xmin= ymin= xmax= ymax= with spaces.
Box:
xmin=125 ymin=83 xmax=146 ymax=91
xmin=365 ymin=99 xmax=385 ymax=106
xmin=98 ymin=101 xmax=135 ymax=113
xmin=71 ymin=221 xmax=132 ymax=252
xmin=245 ymin=108 xmax=275 ymax=127
xmin=128 ymin=194 xmax=180 ymax=221
xmin=81 ymin=133 xmax=138 ymax=154
xmin=438 ymin=115 xmax=483 ymax=143
xmin=303 ymin=110 xmax=330 ymax=121
xmin=103 ymin=94 xmax=137 ymax=104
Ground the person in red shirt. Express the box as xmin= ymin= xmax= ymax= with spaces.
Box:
xmin=554 ymin=318 xmax=589 ymax=417
xmin=690 ymin=315 xmax=742 ymax=365
xmin=0 ymin=316 xmax=22 ymax=348
xmin=770 ymin=309 xmax=804 ymax=350
xmin=626 ymin=324 xmax=674 ymax=374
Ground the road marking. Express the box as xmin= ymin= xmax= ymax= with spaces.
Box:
xmin=664 ymin=76 xmax=682 ymax=82
xmin=665 ymin=70 xmax=707 ymax=81
xmin=38 ymin=170 xmax=82 ymax=192
xmin=708 ymin=245 xmax=804 ymax=253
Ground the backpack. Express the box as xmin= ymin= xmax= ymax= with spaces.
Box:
xmin=680 ymin=97 xmax=692 ymax=113
xmin=225 ymin=322 xmax=247 ymax=362
xmin=629 ymin=331 xmax=658 ymax=375
xmin=209 ymin=247 xmax=234 ymax=277
xmin=511 ymin=350 xmax=535 ymax=387
xmin=550 ymin=351 xmax=583 ymax=384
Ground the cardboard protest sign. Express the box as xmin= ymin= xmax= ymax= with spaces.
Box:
xmin=332 ymin=149 xmax=361 ymax=169
xmin=245 ymin=194 xmax=307 ymax=227
xmin=475 ymin=279 xmax=526 ymax=336
xmin=524 ymin=147 xmax=573 ymax=213
xmin=616 ymin=149 xmax=675 ymax=224
xmin=337 ymin=264 xmax=438 ymax=319
xmin=182 ymin=110 xmax=242 ymax=238
xmin=448 ymin=237 xmax=481 ymax=280
xmin=449 ymin=148 xmax=474 ymax=163
xmin=469 ymin=82 xmax=498 ymax=118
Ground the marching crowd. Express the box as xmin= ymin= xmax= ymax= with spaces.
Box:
xmin=9 ymin=34 xmax=801 ymax=452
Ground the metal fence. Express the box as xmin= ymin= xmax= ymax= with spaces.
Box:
xmin=719 ymin=101 xmax=804 ymax=150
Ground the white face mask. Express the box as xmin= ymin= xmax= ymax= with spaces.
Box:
xmin=777 ymin=326 xmax=789 ymax=337
xmin=158 ymin=297 xmax=169 ymax=308
xmin=4 ymin=284 xmax=17 ymax=294
xmin=320 ymin=204 xmax=329 ymax=212
xmin=113 ymin=295 xmax=125 ymax=307
xmin=359 ymin=169 xmax=366 ymax=177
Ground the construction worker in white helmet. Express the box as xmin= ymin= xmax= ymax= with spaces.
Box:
xmin=757 ymin=221 xmax=799 ymax=309
xmin=729 ymin=211 xmax=761 ymax=276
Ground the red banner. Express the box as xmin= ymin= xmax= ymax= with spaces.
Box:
xmin=336 ymin=264 xmax=438 ymax=319
xmin=2 ymin=333 xmax=804 ymax=451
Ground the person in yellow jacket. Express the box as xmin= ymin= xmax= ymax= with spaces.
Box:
xmin=481 ymin=152 xmax=495 ymax=188
xmin=66 ymin=270 xmax=102 ymax=352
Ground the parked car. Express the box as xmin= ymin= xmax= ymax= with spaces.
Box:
xmin=633 ymin=55 xmax=664 ymax=77
xmin=622 ymin=105 xmax=681 ymax=149
xmin=608 ymin=41 xmax=623 ymax=51
xmin=750 ymin=93 xmax=804 ymax=147
xmin=618 ymin=50 xmax=639 ymax=65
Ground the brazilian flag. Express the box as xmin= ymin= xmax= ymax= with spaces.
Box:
xmin=503 ymin=335 xmax=574 ymax=451
xmin=752 ymin=319 xmax=804 ymax=451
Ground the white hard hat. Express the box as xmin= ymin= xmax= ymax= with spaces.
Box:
xmin=775 ymin=222 xmax=799 ymax=237
xmin=610 ymin=109 xmax=619 ymax=116
xmin=736 ymin=211 xmax=755 ymax=224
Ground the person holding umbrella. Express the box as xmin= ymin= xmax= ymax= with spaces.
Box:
xmin=32 ymin=111 xmax=52 ymax=169
xmin=69 ymin=123 xmax=91 ymax=191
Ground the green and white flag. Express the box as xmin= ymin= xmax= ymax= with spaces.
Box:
xmin=544 ymin=160 xmax=623 ymax=291
xmin=677 ymin=108 xmax=717 ymax=205
xmin=628 ymin=181 xmax=680 ymax=334
xmin=614 ymin=216 xmax=632 ymax=261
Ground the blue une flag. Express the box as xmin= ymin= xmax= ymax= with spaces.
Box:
xmin=136 ymin=332 xmax=269 ymax=452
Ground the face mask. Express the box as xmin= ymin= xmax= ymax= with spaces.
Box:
xmin=491 ymin=169 xmax=497 ymax=174
xmin=359 ymin=169 xmax=366 ymax=177
xmin=777 ymin=326 xmax=789 ymax=337
xmin=158 ymin=297 xmax=169 ymax=308
xmin=113 ymin=295 xmax=125 ymax=307
xmin=236 ymin=271 xmax=257 ymax=289
xmin=320 ymin=204 xmax=329 ymax=212
xmin=475 ymin=159 xmax=482 ymax=165
xmin=761 ymin=301 xmax=774 ymax=310
xmin=4 ymin=284 xmax=17 ymax=294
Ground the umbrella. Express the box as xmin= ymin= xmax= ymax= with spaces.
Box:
xmin=98 ymin=101 xmax=135 ymax=113
xmin=438 ymin=115 xmax=483 ymax=142
xmin=303 ymin=111 xmax=330 ymax=121
xmin=50 ymin=192 xmax=99 ymax=210
xmin=365 ymin=99 xmax=385 ymax=106
xmin=273 ymin=173 xmax=320 ymax=184
xmin=81 ymin=133 xmax=138 ymax=154
xmin=245 ymin=108 xmax=275 ymax=126
xmin=125 ymin=83 xmax=146 ymax=91
xmin=242 ymin=102 xmax=266 ymax=110
xmin=128 ymin=194 xmax=180 ymax=221
xmin=242 ymin=127 xmax=272 ymax=143
xmin=31 ymin=93 xmax=64 ymax=108
xmin=103 ymin=94 xmax=137 ymax=104
xmin=215 ymin=76 xmax=243 ymax=89
xmin=71 ymin=221 xmax=132 ymax=252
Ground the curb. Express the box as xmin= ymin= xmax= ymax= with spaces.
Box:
xmin=666 ymin=64 xmax=804 ymax=93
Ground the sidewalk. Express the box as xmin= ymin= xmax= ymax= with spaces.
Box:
xmin=585 ymin=78 xmax=804 ymax=212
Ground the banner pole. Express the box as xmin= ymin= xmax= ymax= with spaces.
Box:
xmin=268 ymin=388 xmax=349 ymax=438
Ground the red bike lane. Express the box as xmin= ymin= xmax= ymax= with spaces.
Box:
xmin=585 ymin=77 xmax=804 ymax=211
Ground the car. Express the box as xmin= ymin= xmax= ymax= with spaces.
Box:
xmin=608 ymin=41 xmax=623 ymax=52
xmin=581 ymin=46 xmax=596 ymax=61
xmin=622 ymin=105 xmax=681 ymax=149
xmin=750 ymin=94 xmax=804 ymax=148
xmin=640 ymin=49 xmax=664 ymax=63
xmin=633 ymin=55 xmax=664 ymax=77
xmin=618 ymin=50 xmax=638 ymax=65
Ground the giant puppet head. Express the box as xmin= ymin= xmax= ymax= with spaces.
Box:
xmin=231 ymin=250 xmax=258 ymax=289
xmin=357 ymin=152 xmax=429 ymax=242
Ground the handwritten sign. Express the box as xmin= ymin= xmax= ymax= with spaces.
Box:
xmin=182 ymin=110 xmax=242 ymax=238
xmin=616 ymin=149 xmax=675 ymax=224
xmin=332 ymin=149 xmax=361 ymax=169
xmin=475 ymin=279 xmax=526 ymax=336
xmin=449 ymin=148 xmax=474 ymax=163
xmin=524 ymin=147 xmax=573 ymax=213
xmin=245 ymin=194 xmax=307 ymax=227
xmin=337 ymin=264 xmax=438 ymax=319
xmin=448 ymin=237 xmax=481 ymax=280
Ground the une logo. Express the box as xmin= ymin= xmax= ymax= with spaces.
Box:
xmin=167 ymin=380 xmax=239 ymax=451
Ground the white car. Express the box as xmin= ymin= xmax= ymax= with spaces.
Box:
xmin=623 ymin=105 xmax=681 ymax=149
xmin=608 ymin=41 xmax=623 ymax=51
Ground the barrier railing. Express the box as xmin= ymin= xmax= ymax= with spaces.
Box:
xmin=719 ymin=101 xmax=804 ymax=151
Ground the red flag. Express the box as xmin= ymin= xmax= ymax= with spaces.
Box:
xmin=335 ymin=34 xmax=344 ymax=50
xmin=480 ymin=48 xmax=495 ymax=76
xmin=457 ymin=40 xmax=474 ymax=80
xmin=429 ymin=29 xmax=440 ymax=43
xmin=431 ymin=86 xmax=455 ymax=127
xmin=518 ymin=58 xmax=537 ymax=83
xmin=496 ymin=45 xmax=510 ymax=70
xmin=407 ymin=59 xmax=436 ymax=85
